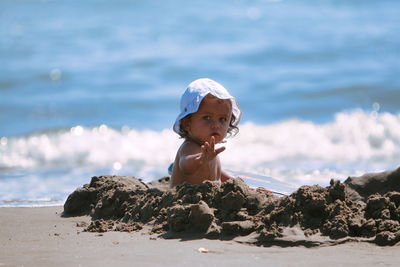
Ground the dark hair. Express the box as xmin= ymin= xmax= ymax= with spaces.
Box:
xmin=177 ymin=114 xmax=239 ymax=139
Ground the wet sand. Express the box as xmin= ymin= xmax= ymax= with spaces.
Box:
xmin=1 ymin=206 xmax=399 ymax=267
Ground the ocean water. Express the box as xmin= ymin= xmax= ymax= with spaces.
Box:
xmin=1 ymin=0 xmax=399 ymax=207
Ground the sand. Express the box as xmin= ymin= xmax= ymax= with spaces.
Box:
xmin=1 ymin=167 xmax=400 ymax=266
xmin=1 ymin=206 xmax=399 ymax=267
xmin=63 ymin=167 xmax=400 ymax=247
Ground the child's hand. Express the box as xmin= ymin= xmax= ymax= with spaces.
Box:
xmin=199 ymin=136 xmax=225 ymax=163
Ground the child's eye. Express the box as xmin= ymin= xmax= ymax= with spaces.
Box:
xmin=219 ymin=117 xmax=227 ymax=123
xmin=203 ymin=116 xmax=211 ymax=120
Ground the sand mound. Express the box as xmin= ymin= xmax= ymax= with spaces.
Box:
xmin=63 ymin=168 xmax=400 ymax=247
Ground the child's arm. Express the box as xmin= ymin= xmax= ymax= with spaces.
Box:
xmin=220 ymin=169 xmax=233 ymax=183
xmin=179 ymin=136 xmax=225 ymax=176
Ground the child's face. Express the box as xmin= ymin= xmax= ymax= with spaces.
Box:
xmin=182 ymin=94 xmax=232 ymax=144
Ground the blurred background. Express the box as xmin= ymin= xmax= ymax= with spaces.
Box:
xmin=1 ymin=0 xmax=399 ymax=206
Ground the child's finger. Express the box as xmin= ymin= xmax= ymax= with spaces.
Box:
xmin=201 ymin=143 xmax=210 ymax=155
xmin=210 ymin=136 xmax=215 ymax=148
xmin=215 ymin=146 xmax=225 ymax=155
xmin=203 ymin=142 xmax=210 ymax=151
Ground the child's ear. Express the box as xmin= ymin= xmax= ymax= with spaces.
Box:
xmin=181 ymin=117 xmax=191 ymax=131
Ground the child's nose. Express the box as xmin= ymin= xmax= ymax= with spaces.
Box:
xmin=210 ymin=119 xmax=219 ymax=128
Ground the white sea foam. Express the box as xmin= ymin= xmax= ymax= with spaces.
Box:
xmin=0 ymin=124 xmax=179 ymax=173
xmin=222 ymin=109 xmax=400 ymax=185
xmin=0 ymin=110 xmax=399 ymax=206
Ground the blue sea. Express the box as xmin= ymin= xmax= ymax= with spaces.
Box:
xmin=1 ymin=0 xmax=399 ymax=207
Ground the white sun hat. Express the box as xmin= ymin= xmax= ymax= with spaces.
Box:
xmin=173 ymin=78 xmax=242 ymax=135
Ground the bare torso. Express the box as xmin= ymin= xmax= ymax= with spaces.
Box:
xmin=170 ymin=140 xmax=221 ymax=187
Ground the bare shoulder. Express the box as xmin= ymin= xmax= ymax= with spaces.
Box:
xmin=178 ymin=139 xmax=201 ymax=156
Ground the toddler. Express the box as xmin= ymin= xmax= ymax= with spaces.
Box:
xmin=170 ymin=78 xmax=241 ymax=187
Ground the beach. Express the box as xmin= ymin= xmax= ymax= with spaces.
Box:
xmin=1 ymin=206 xmax=399 ymax=267
xmin=1 ymin=1 xmax=400 ymax=265
xmin=2 ymin=168 xmax=399 ymax=266
xmin=2 ymin=0 xmax=400 ymax=208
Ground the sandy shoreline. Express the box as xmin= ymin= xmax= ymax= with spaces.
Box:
xmin=1 ymin=206 xmax=399 ymax=267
